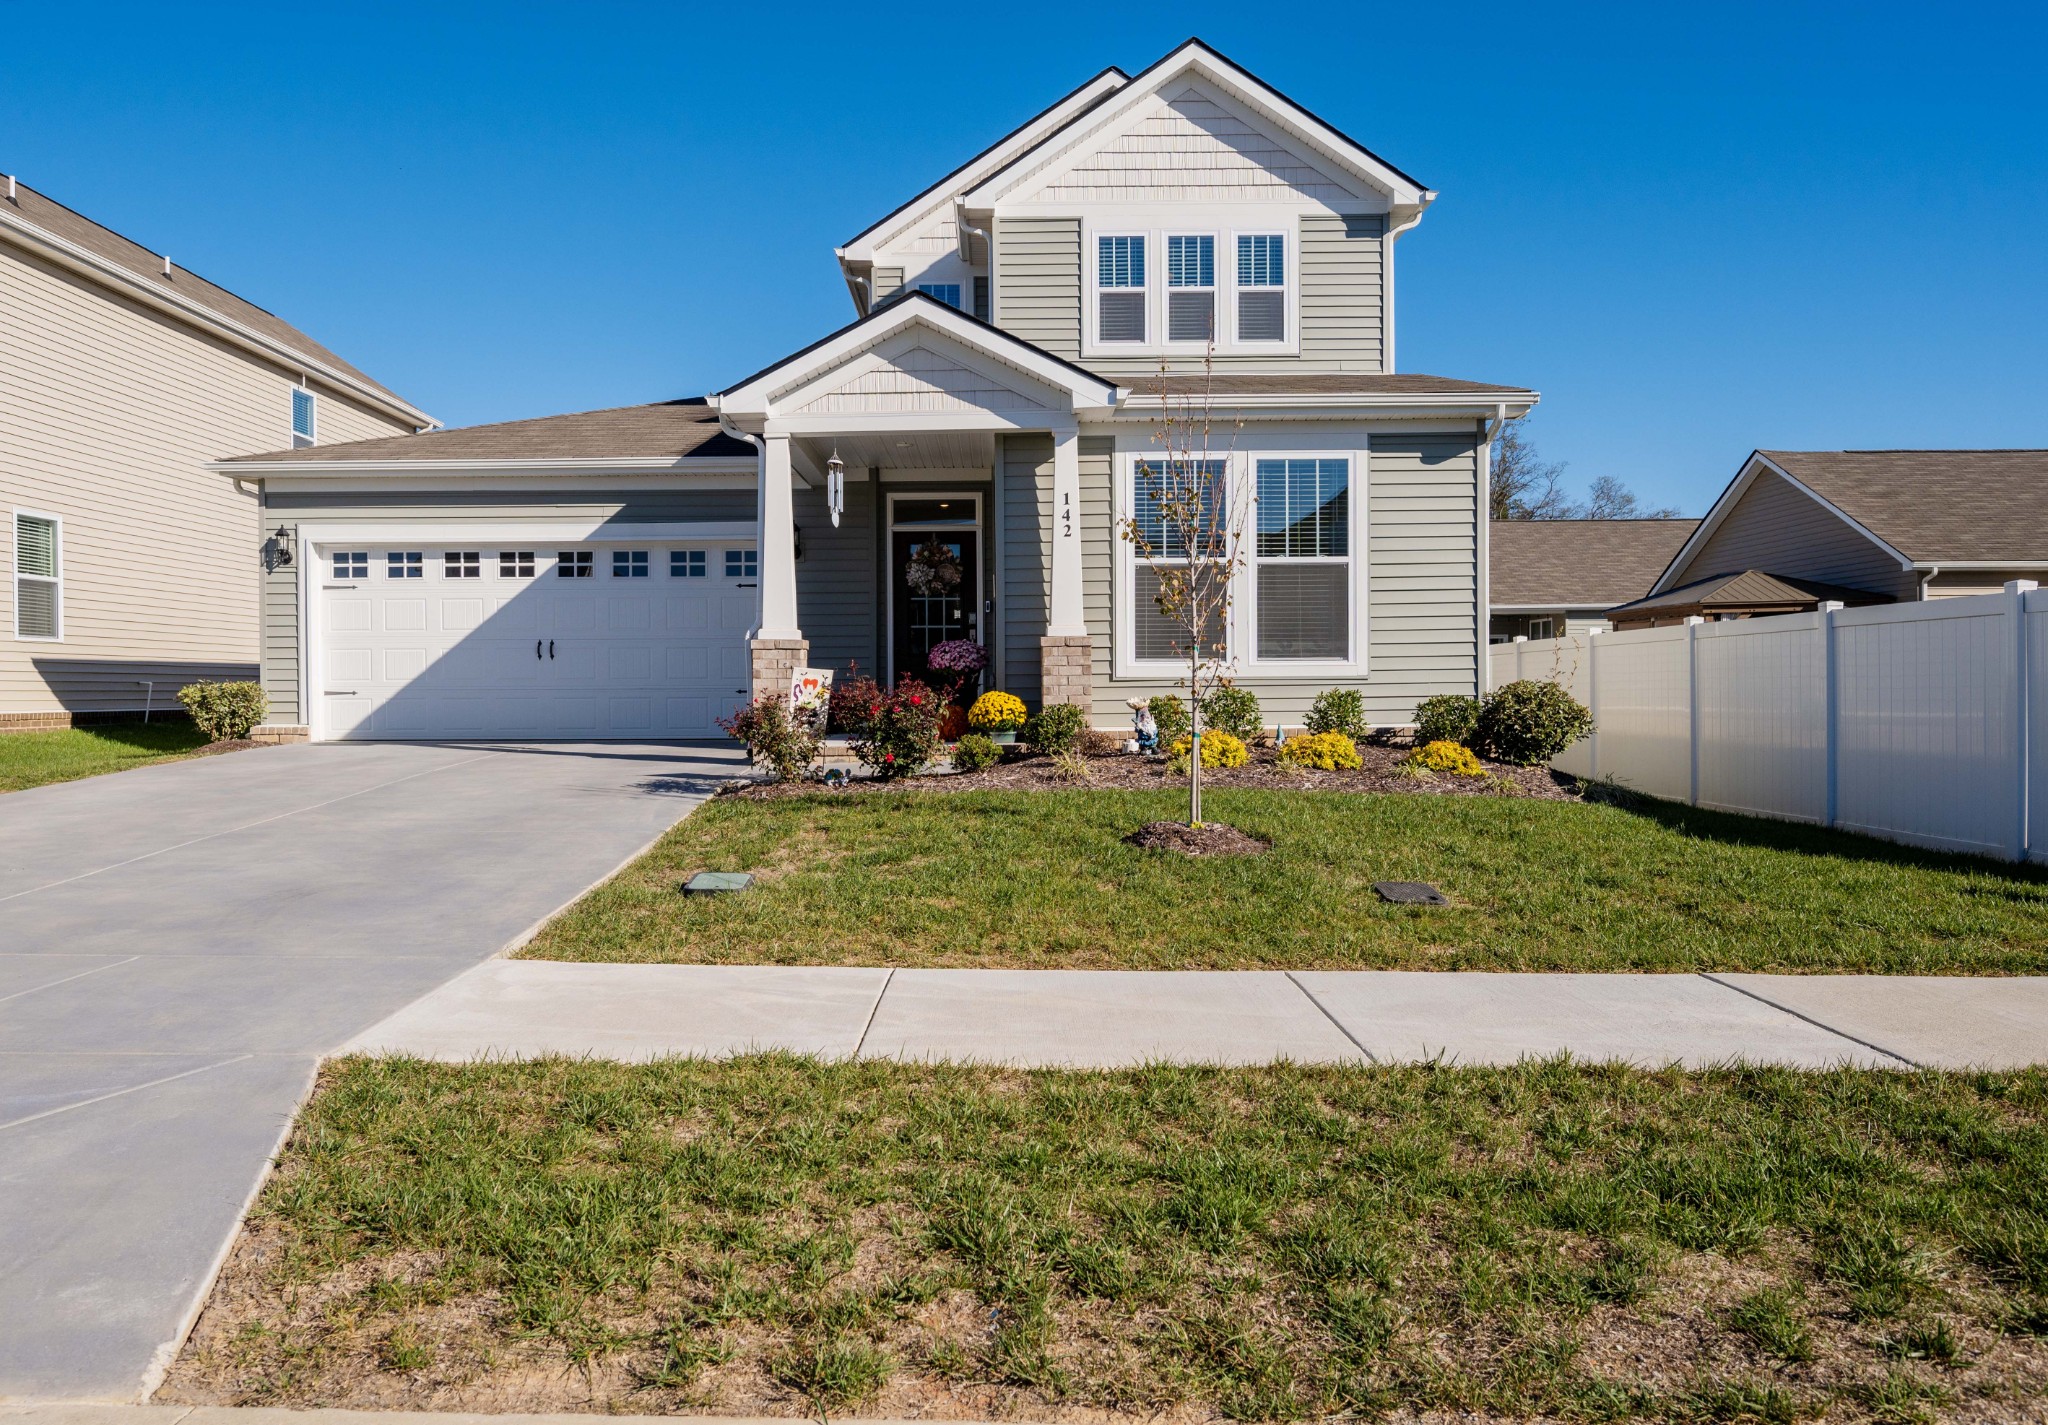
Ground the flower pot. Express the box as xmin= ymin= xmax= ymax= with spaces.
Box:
xmin=940 ymin=704 xmax=968 ymax=740
xmin=990 ymin=729 xmax=1018 ymax=745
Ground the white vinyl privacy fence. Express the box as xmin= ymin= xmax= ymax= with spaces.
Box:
xmin=1489 ymin=584 xmax=2046 ymax=863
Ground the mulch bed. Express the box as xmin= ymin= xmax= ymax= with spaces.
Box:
xmin=1123 ymin=819 xmax=1270 ymax=856
xmin=725 ymin=736 xmax=1579 ymax=802
xmin=192 ymin=738 xmax=263 ymax=757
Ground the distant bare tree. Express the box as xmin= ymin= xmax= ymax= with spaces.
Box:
xmin=1491 ymin=419 xmax=1684 ymax=520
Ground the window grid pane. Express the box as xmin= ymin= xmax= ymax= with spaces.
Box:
xmin=1133 ymin=460 xmax=1228 ymax=559
xmin=331 ymin=551 xmax=368 ymax=580
xmin=725 ymin=549 xmax=758 ymax=579
xmin=612 ymin=550 xmax=649 ymax=577
xmin=916 ymin=283 xmax=962 ymax=308
xmin=1167 ymin=235 xmax=1214 ymax=288
xmin=557 ymin=551 xmax=593 ymax=578
xmin=1133 ymin=564 xmax=1227 ymax=662
xmin=387 ymin=551 xmax=422 ymax=578
xmin=16 ymin=578 xmax=56 ymax=638
xmin=1256 ymin=459 xmax=1349 ymax=559
xmin=15 ymin=515 xmax=57 ymax=578
xmin=670 ymin=549 xmax=706 ymax=577
xmin=499 ymin=551 xmax=536 ymax=578
xmin=1256 ymin=563 xmax=1348 ymax=660
xmin=444 ymin=551 xmax=481 ymax=578
xmin=1237 ymin=234 xmax=1284 ymax=288
xmin=1097 ymin=235 xmax=1144 ymax=288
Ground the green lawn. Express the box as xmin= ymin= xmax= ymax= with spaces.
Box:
xmin=0 ymin=721 xmax=214 ymax=794
xmin=521 ymin=790 xmax=2048 ymax=974
xmin=163 ymin=1056 xmax=2048 ymax=1421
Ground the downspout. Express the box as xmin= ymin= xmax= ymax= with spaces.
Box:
xmin=1382 ymin=205 xmax=1428 ymax=373
xmin=955 ymin=199 xmax=990 ymax=318
xmin=1919 ymin=564 xmax=1940 ymax=600
xmin=1476 ymin=402 xmax=1510 ymax=694
xmin=716 ymin=405 xmax=768 ymax=640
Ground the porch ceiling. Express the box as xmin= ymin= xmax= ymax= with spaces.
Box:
xmin=799 ymin=430 xmax=995 ymax=471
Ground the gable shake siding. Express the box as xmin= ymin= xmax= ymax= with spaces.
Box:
xmin=0 ymin=239 xmax=412 ymax=716
xmin=256 ymin=487 xmax=757 ymax=723
xmin=1676 ymin=471 xmax=1916 ymax=601
xmin=991 ymin=212 xmax=1384 ymax=374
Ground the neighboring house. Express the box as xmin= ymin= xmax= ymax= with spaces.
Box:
xmin=1610 ymin=449 xmax=2048 ymax=628
xmin=1488 ymin=518 xmax=1699 ymax=642
xmin=218 ymin=39 xmax=1536 ymax=743
xmin=1 ymin=176 xmax=432 ymax=726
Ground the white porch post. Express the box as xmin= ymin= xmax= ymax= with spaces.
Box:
xmin=750 ymin=429 xmax=806 ymax=699
xmin=1040 ymin=425 xmax=1091 ymax=710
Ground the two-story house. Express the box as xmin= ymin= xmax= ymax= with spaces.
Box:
xmin=1 ymin=177 xmax=432 ymax=726
xmin=219 ymin=39 xmax=1535 ymax=742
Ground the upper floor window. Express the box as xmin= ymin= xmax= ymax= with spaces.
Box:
xmin=917 ymin=283 xmax=962 ymax=309
xmin=13 ymin=513 xmax=60 ymax=640
xmin=291 ymin=387 xmax=316 ymax=448
xmin=1237 ymin=234 xmax=1286 ymax=343
xmin=1166 ymin=235 xmax=1216 ymax=343
xmin=1096 ymin=235 xmax=1146 ymax=343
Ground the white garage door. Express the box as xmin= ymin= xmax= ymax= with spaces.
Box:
xmin=314 ymin=544 xmax=756 ymax=740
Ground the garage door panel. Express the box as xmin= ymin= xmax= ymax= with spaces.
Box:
xmin=316 ymin=543 xmax=751 ymax=741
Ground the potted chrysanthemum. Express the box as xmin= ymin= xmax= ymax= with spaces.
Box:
xmin=926 ymin=639 xmax=989 ymax=738
xmin=966 ymin=690 xmax=1028 ymax=744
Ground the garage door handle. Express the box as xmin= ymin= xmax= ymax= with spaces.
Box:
xmin=535 ymin=640 xmax=542 ymax=660
xmin=549 ymin=640 xmax=555 ymax=659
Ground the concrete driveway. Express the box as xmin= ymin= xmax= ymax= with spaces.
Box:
xmin=0 ymin=740 xmax=743 ymax=1401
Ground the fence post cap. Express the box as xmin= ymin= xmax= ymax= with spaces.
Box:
xmin=1683 ymin=615 xmax=1705 ymax=625
xmin=1512 ymin=635 xmax=1527 ymax=643
xmin=2004 ymin=579 xmax=2039 ymax=593
xmin=1819 ymin=600 xmax=1845 ymax=612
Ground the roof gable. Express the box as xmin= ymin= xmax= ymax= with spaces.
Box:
xmin=963 ymin=39 xmax=1430 ymax=212
xmin=784 ymin=335 xmax=1063 ymax=419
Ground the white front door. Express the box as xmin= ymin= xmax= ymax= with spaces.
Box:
xmin=314 ymin=544 xmax=754 ymax=740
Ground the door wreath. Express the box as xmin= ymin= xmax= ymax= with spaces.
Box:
xmin=905 ymin=539 xmax=964 ymax=596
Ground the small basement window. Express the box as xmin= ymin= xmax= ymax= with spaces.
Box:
xmin=291 ymin=387 xmax=316 ymax=448
xmin=331 ymin=551 xmax=368 ymax=581
xmin=13 ymin=512 xmax=60 ymax=639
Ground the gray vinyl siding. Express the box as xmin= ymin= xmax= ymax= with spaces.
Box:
xmin=1676 ymin=471 xmax=1915 ymax=600
xmin=1084 ymin=430 xmax=1482 ymax=729
xmin=1000 ymin=434 xmax=1053 ymax=707
xmin=257 ymin=485 xmax=757 ymax=724
xmin=1924 ymin=569 xmax=2042 ymax=598
xmin=872 ymin=267 xmax=905 ymax=305
xmin=794 ymin=479 xmax=877 ymax=677
xmin=991 ymin=212 xmax=1384 ymax=374
xmin=992 ymin=217 xmax=1082 ymax=362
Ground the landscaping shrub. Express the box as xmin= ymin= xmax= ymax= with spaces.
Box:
xmin=1477 ymin=679 xmax=1595 ymax=766
xmin=1305 ymin=687 xmax=1369 ymax=740
xmin=1022 ymin=701 xmax=1087 ymax=756
xmin=1148 ymin=693 xmax=1191 ymax=747
xmin=176 ymin=680 xmax=266 ymax=742
xmin=1199 ymin=684 xmax=1264 ymax=742
xmin=717 ymin=693 xmax=821 ymax=782
xmin=1277 ymin=730 xmax=1362 ymax=771
xmin=1402 ymin=739 xmax=1485 ymax=776
xmin=1167 ymin=729 xmax=1250 ymax=771
xmin=949 ymin=733 xmax=1002 ymax=773
xmin=1413 ymin=693 xmax=1480 ymax=747
xmin=850 ymin=679 xmax=944 ymax=779
xmin=827 ymin=666 xmax=882 ymax=734
xmin=966 ymin=690 xmax=1027 ymax=733
xmin=1081 ymin=728 xmax=1124 ymax=757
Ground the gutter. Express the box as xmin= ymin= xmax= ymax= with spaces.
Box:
xmin=207 ymin=456 xmax=759 ymax=478
xmin=0 ymin=205 xmax=436 ymax=431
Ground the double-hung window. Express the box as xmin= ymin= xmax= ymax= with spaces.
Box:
xmin=13 ymin=513 xmax=60 ymax=639
xmin=1166 ymin=235 xmax=1216 ymax=342
xmin=916 ymin=282 xmax=962 ymax=309
xmin=1096 ymin=235 xmax=1146 ymax=343
xmin=1129 ymin=459 xmax=1228 ymax=662
xmin=291 ymin=387 xmax=316 ymax=448
xmin=1236 ymin=234 xmax=1286 ymax=342
xmin=1253 ymin=457 xmax=1351 ymax=661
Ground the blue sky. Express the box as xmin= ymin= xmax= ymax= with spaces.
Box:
xmin=4 ymin=0 xmax=2042 ymax=515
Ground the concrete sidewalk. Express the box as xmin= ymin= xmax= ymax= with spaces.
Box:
xmin=346 ymin=962 xmax=2048 ymax=1070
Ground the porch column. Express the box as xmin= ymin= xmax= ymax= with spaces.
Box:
xmin=751 ymin=429 xmax=806 ymax=698
xmin=1040 ymin=425 xmax=1092 ymax=710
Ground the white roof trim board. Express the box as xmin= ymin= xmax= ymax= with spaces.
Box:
xmin=1648 ymin=451 xmax=1915 ymax=596
xmin=715 ymin=294 xmax=1120 ymax=423
xmin=961 ymin=41 xmax=1432 ymax=212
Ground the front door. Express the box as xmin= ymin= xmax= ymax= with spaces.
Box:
xmin=891 ymin=529 xmax=979 ymax=683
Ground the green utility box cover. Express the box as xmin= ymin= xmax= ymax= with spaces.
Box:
xmin=683 ymin=871 xmax=754 ymax=896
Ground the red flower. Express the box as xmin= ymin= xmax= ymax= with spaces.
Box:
xmin=909 ymin=694 xmax=923 ymax=705
xmin=883 ymin=753 xmax=895 ymax=763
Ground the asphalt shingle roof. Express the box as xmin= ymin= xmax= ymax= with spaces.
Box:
xmin=220 ymin=399 xmax=750 ymax=464
xmin=1489 ymin=519 xmax=1701 ymax=607
xmin=1758 ymin=450 xmax=2048 ymax=563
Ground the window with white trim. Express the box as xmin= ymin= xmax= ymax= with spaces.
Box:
xmin=387 ymin=551 xmax=423 ymax=578
xmin=13 ymin=514 xmax=60 ymax=639
xmin=1166 ymin=235 xmax=1216 ymax=342
xmin=499 ymin=551 xmax=536 ymax=578
xmin=613 ymin=549 xmax=649 ymax=578
xmin=671 ymin=550 xmax=706 ymax=577
xmin=1129 ymin=459 xmax=1228 ymax=662
xmin=291 ymin=387 xmax=316 ymax=448
xmin=331 ymin=551 xmax=368 ymax=581
xmin=725 ymin=549 xmax=757 ymax=579
xmin=916 ymin=283 xmax=962 ymax=309
xmin=556 ymin=550 xmax=593 ymax=578
xmin=1253 ymin=457 xmax=1350 ymax=661
xmin=1528 ymin=616 xmax=1555 ymax=640
xmin=1236 ymin=234 xmax=1286 ymax=342
xmin=1096 ymin=234 xmax=1146 ymax=343
xmin=972 ymin=275 xmax=990 ymax=321
xmin=444 ymin=551 xmax=481 ymax=578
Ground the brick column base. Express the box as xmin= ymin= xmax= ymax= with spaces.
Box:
xmin=1039 ymin=635 xmax=1093 ymax=712
xmin=250 ymin=724 xmax=311 ymax=745
xmin=750 ymin=637 xmax=809 ymax=701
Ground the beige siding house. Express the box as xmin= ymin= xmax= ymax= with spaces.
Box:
xmin=220 ymin=39 xmax=1535 ymax=743
xmin=0 ymin=178 xmax=430 ymax=723
xmin=1631 ymin=449 xmax=2048 ymax=624
xmin=1488 ymin=518 xmax=1701 ymax=641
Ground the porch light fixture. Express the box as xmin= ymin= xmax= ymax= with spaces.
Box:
xmin=825 ymin=448 xmax=846 ymax=528
xmin=266 ymin=525 xmax=294 ymax=570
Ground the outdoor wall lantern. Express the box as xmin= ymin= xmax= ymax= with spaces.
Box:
xmin=265 ymin=525 xmax=294 ymax=571
xmin=826 ymin=448 xmax=846 ymax=528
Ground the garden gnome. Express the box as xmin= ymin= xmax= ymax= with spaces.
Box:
xmin=1127 ymin=696 xmax=1158 ymax=754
